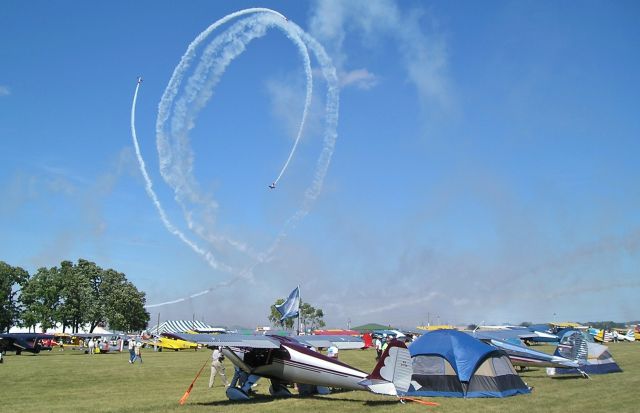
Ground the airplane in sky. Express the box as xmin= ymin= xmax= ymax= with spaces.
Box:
xmin=174 ymin=332 xmax=412 ymax=401
xmin=0 ymin=333 xmax=55 ymax=356
xmin=137 ymin=76 xmax=143 ymax=84
xmin=268 ymin=182 xmax=276 ymax=189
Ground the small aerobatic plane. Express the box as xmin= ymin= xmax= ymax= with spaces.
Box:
xmin=137 ymin=76 xmax=143 ymax=84
xmin=174 ymin=332 xmax=412 ymax=402
xmin=268 ymin=182 xmax=276 ymax=189
xmin=0 ymin=333 xmax=55 ymax=356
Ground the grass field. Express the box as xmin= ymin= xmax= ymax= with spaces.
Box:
xmin=1 ymin=343 xmax=638 ymax=412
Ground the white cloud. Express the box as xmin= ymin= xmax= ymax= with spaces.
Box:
xmin=339 ymin=68 xmax=378 ymax=90
xmin=0 ymin=85 xmax=10 ymax=96
xmin=309 ymin=0 xmax=452 ymax=107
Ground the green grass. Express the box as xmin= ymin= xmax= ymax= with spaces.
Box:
xmin=1 ymin=343 xmax=638 ymax=412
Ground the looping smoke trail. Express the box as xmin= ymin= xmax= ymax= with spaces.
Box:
xmin=132 ymin=9 xmax=339 ymax=308
xmin=158 ymin=13 xmax=313 ymax=252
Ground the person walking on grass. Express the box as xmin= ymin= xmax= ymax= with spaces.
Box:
xmin=209 ymin=346 xmax=228 ymax=388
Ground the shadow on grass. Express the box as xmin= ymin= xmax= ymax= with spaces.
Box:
xmin=193 ymin=393 xmax=401 ymax=407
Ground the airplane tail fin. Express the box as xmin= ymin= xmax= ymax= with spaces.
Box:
xmin=358 ymin=339 xmax=412 ymax=396
xmin=554 ymin=331 xmax=588 ymax=363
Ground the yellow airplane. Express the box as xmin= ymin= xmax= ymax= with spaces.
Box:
xmin=416 ymin=325 xmax=456 ymax=331
xmin=549 ymin=322 xmax=588 ymax=329
xmin=146 ymin=333 xmax=200 ymax=352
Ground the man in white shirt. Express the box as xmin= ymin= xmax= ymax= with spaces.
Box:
xmin=327 ymin=345 xmax=339 ymax=359
xmin=128 ymin=339 xmax=135 ymax=363
xmin=209 ymin=347 xmax=228 ymax=388
xmin=374 ymin=336 xmax=382 ymax=360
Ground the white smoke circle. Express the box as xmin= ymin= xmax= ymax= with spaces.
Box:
xmin=131 ymin=9 xmax=339 ymax=307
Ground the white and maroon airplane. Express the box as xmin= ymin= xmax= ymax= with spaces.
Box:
xmin=174 ymin=333 xmax=412 ymax=401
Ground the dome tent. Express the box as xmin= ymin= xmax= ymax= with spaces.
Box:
xmin=407 ymin=329 xmax=530 ymax=398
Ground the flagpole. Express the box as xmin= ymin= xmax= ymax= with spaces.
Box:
xmin=297 ymin=285 xmax=301 ymax=335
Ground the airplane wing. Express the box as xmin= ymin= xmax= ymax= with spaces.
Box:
xmin=487 ymin=338 xmax=580 ymax=369
xmin=471 ymin=328 xmax=550 ymax=343
xmin=172 ymin=333 xmax=281 ymax=349
xmin=296 ymin=335 xmax=365 ymax=350
xmin=74 ymin=333 xmax=109 ymax=339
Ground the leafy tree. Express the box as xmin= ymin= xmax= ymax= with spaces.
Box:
xmin=103 ymin=277 xmax=150 ymax=332
xmin=0 ymin=261 xmax=30 ymax=333
xmin=57 ymin=260 xmax=92 ymax=333
xmin=299 ymin=302 xmax=325 ymax=332
xmin=7 ymin=258 xmax=149 ymax=333
xmin=78 ymin=259 xmax=107 ymax=332
xmin=20 ymin=267 xmax=62 ymax=332
xmin=77 ymin=260 xmax=149 ymax=332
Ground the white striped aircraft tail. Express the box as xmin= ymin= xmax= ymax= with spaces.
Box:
xmin=359 ymin=339 xmax=413 ymax=396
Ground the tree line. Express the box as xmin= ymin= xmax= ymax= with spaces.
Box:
xmin=0 ymin=259 xmax=150 ymax=333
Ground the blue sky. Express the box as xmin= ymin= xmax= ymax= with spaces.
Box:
xmin=1 ymin=1 xmax=638 ymax=328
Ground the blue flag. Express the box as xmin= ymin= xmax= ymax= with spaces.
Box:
xmin=275 ymin=286 xmax=300 ymax=322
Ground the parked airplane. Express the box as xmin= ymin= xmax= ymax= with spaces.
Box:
xmin=175 ymin=333 xmax=412 ymax=401
xmin=485 ymin=338 xmax=581 ymax=370
xmin=469 ymin=330 xmax=580 ymax=372
xmin=145 ymin=332 xmax=200 ymax=351
xmin=0 ymin=333 xmax=55 ymax=355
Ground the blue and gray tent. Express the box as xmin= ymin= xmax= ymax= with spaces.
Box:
xmin=406 ymin=329 xmax=531 ymax=398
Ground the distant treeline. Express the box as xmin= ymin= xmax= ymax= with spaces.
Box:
xmin=0 ymin=259 xmax=150 ymax=333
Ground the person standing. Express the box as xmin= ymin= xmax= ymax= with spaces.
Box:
xmin=381 ymin=335 xmax=392 ymax=354
xmin=133 ymin=340 xmax=143 ymax=364
xmin=374 ymin=335 xmax=382 ymax=360
xmin=327 ymin=344 xmax=339 ymax=359
xmin=209 ymin=347 xmax=228 ymax=388
xmin=128 ymin=338 xmax=135 ymax=363
xmin=88 ymin=338 xmax=95 ymax=355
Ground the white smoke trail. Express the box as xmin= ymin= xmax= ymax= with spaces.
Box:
xmin=136 ymin=9 xmax=340 ymax=308
xmin=258 ymin=30 xmax=340 ymax=261
xmin=130 ymin=81 xmax=233 ymax=273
